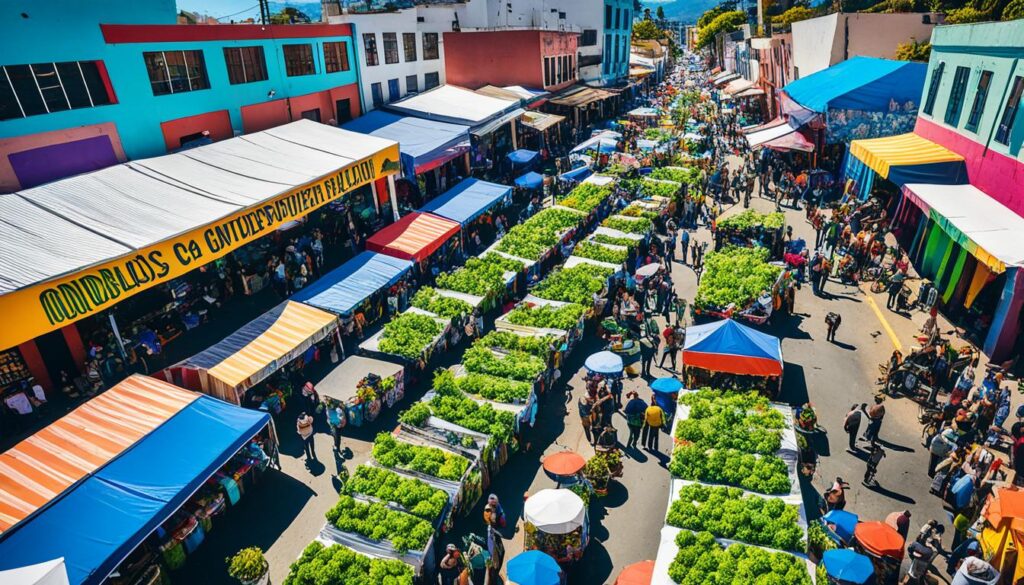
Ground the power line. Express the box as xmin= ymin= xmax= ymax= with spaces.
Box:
xmin=213 ymin=3 xmax=260 ymax=20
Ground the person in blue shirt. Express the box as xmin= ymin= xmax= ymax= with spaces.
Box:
xmin=623 ymin=391 xmax=648 ymax=449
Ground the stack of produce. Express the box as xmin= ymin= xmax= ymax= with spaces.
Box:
xmin=436 ymin=254 xmax=524 ymax=298
xmin=666 ymin=531 xmax=811 ymax=584
xmin=343 ymin=465 xmax=448 ymax=522
xmin=283 ymin=542 xmax=413 ymax=585
xmin=324 ymin=495 xmax=434 ymax=554
xmin=665 ymin=484 xmax=803 ymax=551
xmin=462 ymin=344 xmax=546 ymax=382
xmin=717 ymin=209 xmax=786 ymax=232
xmin=503 ymin=302 xmax=587 ymax=331
xmin=648 ymin=166 xmax=699 ymax=186
xmin=496 ymin=207 xmax=585 ymax=260
xmin=592 ymin=233 xmax=639 ymax=248
xmin=410 ymin=287 xmax=473 ymax=318
xmin=638 ymin=178 xmax=680 ymax=200
xmin=377 ymin=313 xmax=444 ymax=360
xmin=557 ymin=183 xmax=612 ymax=213
xmin=434 ymin=369 xmax=532 ymax=404
xmin=619 ymin=205 xmax=659 ymax=220
xmin=602 ymin=215 xmax=653 ymax=235
xmin=694 ymin=246 xmax=781 ymax=312
xmin=476 ymin=331 xmax=556 ymax=359
xmin=572 ymin=240 xmax=628 ymax=265
xmin=401 ymin=389 xmax=517 ymax=443
xmin=372 ymin=432 xmax=470 ymax=482
xmin=531 ymin=263 xmax=614 ymax=305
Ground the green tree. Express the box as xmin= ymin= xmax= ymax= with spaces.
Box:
xmin=945 ymin=6 xmax=991 ymax=21
xmin=633 ymin=19 xmax=667 ymax=40
xmin=895 ymin=38 xmax=932 ymax=61
xmin=772 ymin=5 xmax=815 ymax=28
xmin=269 ymin=7 xmax=311 ymax=24
xmin=697 ymin=10 xmax=746 ymax=49
xmin=698 ymin=5 xmax=728 ymax=28
xmin=657 ymin=6 xmax=666 ymax=19
xmin=1004 ymin=0 xmax=1024 ymax=19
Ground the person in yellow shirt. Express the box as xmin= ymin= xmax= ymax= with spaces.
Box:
xmin=643 ymin=397 xmax=666 ymax=452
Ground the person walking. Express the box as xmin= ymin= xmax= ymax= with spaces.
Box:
xmin=658 ymin=325 xmax=677 ymax=371
xmin=901 ymin=540 xmax=935 ymax=585
xmin=624 ymin=391 xmax=648 ymax=449
xmin=438 ymin=544 xmax=464 ymax=585
xmin=679 ymin=229 xmax=690 ymax=265
xmin=825 ymin=311 xmax=842 ymax=343
xmin=326 ymin=403 xmax=345 ymax=453
xmin=639 ymin=334 xmax=659 ymax=378
xmin=863 ymin=396 xmax=886 ymax=444
xmin=863 ymin=443 xmax=886 ymax=486
xmin=886 ymin=509 xmax=912 ymax=541
xmin=296 ymin=412 xmax=316 ymax=462
xmin=578 ymin=393 xmax=596 ymax=444
xmin=643 ymin=397 xmax=666 ymax=452
xmin=887 ymin=271 xmax=907 ymax=310
xmin=844 ymin=404 xmax=863 ymax=452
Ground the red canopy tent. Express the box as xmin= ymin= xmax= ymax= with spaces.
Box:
xmin=365 ymin=212 xmax=461 ymax=261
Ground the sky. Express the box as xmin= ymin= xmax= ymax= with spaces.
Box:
xmin=176 ymin=0 xmax=268 ymax=19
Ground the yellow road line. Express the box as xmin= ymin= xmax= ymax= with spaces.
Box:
xmin=863 ymin=290 xmax=903 ymax=352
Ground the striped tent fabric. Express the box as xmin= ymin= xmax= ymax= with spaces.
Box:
xmin=0 ymin=376 xmax=198 ymax=533
xmin=849 ymin=132 xmax=964 ymax=179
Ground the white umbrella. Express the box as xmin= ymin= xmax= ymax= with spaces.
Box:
xmin=636 ymin=263 xmax=662 ymax=278
xmin=524 ymin=489 xmax=585 ymax=534
xmin=0 ymin=559 xmax=70 ymax=585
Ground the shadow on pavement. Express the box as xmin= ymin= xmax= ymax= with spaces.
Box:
xmin=778 ymin=362 xmax=809 ymax=405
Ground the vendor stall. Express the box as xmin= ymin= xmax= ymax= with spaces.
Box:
xmin=417 ymin=178 xmax=512 ymax=235
xmin=692 ymin=246 xmax=786 ymax=325
xmin=359 ymin=307 xmax=451 ymax=365
xmin=979 ymin=487 xmax=1024 ymax=583
xmin=292 ymin=251 xmax=414 ymax=322
xmin=681 ymin=319 xmax=784 ymax=396
xmin=843 ymin=131 xmax=967 ymax=200
xmin=523 ymin=489 xmax=589 ymax=566
xmin=0 ymin=375 xmax=276 ymax=585
xmin=365 ymin=212 xmax=462 ymax=274
xmin=318 ymin=355 xmax=405 ymax=427
xmin=852 ymin=522 xmax=904 ymax=583
xmin=165 ymin=301 xmax=339 ymax=405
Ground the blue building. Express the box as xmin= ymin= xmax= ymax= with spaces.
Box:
xmin=0 ymin=0 xmax=362 ymax=192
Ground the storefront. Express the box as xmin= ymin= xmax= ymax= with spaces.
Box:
xmin=546 ymin=85 xmax=620 ymax=138
xmin=844 ymin=131 xmax=967 ymax=201
xmin=0 ymin=375 xmax=276 ymax=585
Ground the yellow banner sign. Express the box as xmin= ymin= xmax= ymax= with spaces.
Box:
xmin=0 ymin=144 xmax=401 ymax=351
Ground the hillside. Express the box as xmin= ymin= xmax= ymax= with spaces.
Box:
xmin=642 ymin=0 xmax=721 ymax=23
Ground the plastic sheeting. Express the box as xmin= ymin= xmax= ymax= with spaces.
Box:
xmin=386 ymin=84 xmax=519 ymax=127
xmin=0 ymin=559 xmax=69 ymax=585
xmin=507 ymin=149 xmax=539 ymax=165
xmin=782 ymin=57 xmax=927 ymax=113
xmin=418 ymin=178 xmax=511 ymax=225
xmin=682 ymin=319 xmax=783 ymax=377
xmin=515 ymin=171 xmax=545 ymax=189
xmin=743 ymin=118 xmax=813 ymax=152
xmin=0 ymin=390 xmax=270 ymax=585
xmin=291 ymin=251 xmax=413 ymax=315
xmin=341 ymin=110 xmax=469 ymax=173
xmin=365 ymin=212 xmax=461 ymax=261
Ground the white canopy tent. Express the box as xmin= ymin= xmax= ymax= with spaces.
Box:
xmin=385 ymin=84 xmax=521 ymax=129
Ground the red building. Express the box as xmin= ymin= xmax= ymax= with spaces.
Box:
xmin=443 ymin=29 xmax=579 ymax=91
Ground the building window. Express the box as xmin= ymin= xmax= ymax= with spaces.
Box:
xmin=388 ymin=78 xmax=400 ymax=101
xmin=301 ymin=108 xmax=321 ymax=122
xmin=423 ymin=33 xmax=439 ymax=60
xmin=323 ymin=42 xmax=350 ymax=73
xmin=0 ymin=61 xmax=113 ymax=120
xmin=404 ymin=33 xmax=417 ymax=62
xmin=605 ymin=4 xmax=612 ymax=28
xmin=371 ymin=82 xmax=384 ymax=107
xmin=944 ymin=65 xmax=971 ymax=127
xmin=615 ymin=8 xmax=620 ymax=29
xmin=406 ymin=74 xmax=418 ymax=93
xmin=923 ymin=62 xmax=944 ymax=116
xmin=363 ymin=33 xmax=379 ymax=67
xmin=581 ymin=30 xmax=597 ymax=47
xmin=623 ymin=9 xmax=629 ymax=26
xmin=544 ymin=57 xmax=553 ymax=87
xmin=424 ymin=71 xmax=440 ymax=89
xmin=965 ymin=70 xmax=993 ymax=133
xmin=143 ymin=50 xmax=209 ymax=95
xmin=223 ymin=46 xmax=267 ymax=84
xmin=383 ymin=33 xmax=399 ymax=65
xmin=995 ymin=75 xmax=1023 ymax=146
xmin=282 ymin=44 xmax=315 ymax=76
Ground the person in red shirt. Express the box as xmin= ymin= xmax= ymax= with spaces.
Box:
xmin=658 ymin=326 xmax=677 ymax=371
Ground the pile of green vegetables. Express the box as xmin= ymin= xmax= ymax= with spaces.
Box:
xmin=620 ymin=205 xmax=660 ymax=220
xmin=573 ymin=240 xmax=628 ymax=265
xmin=644 ymin=127 xmax=673 ymax=142
xmin=694 ymin=246 xmax=782 ymax=311
xmin=343 ymin=465 xmax=448 ymax=522
xmin=410 ymin=287 xmax=473 ymax=318
xmin=717 ymin=209 xmax=786 ymax=231
xmin=558 ymin=183 xmax=612 ymax=213
xmin=378 ymin=313 xmax=443 ymax=360
xmin=476 ymin=331 xmax=556 ymax=359
xmin=372 ymin=432 xmax=470 ymax=481
xmin=463 ymin=344 xmax=547 ymax=382
xmin=666 ymin=484 xmax=804 ymax=552
xmin=602 ymin=215 xmax=653 ymax=235
xmin=434 ymin=369 xmax=532 ymax=403
xmin=496 ymin=207 xmax=585 ymax=260
xmin=649 ymin=166 xmax=700 ymax=187
xmin=504 ymin=302 xmax=587 ymax=331
xmin=668 ymin=443 xmax=791 ymax=495
xmin=325 ymin=495 xmax=434 ymax=554
xmin=639 ymin=178 xmax=681 ymax=199
xmin=283 ymin=542 xmax=413 ymax=585
xmin=675 ymin=390 xmax=786 ymax=455
xmin=531 ymin=263 xmax=614 ymax=305
xmin=593 ymin=233 xmax=639 ymax=248
xmin=436 ymin=254 xmax=523 ymax=297
xmin=667 ymin=531 xmax=812 ymax=585
xmin=402 ymin=389 xmax=517 ymax=443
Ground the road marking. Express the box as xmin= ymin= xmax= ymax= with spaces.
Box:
xmin=863 ymin=290 xmax=902 ymax=351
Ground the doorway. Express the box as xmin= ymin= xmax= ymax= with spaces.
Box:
xmin=335 ymin=99 xmax=353 ymax=123
xmin=34 ymin=329 xmax=78 ymax=389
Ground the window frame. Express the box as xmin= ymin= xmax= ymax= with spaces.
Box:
xmin=0 ymin=62 xmax=113 ymax=119
xmin=423 ymin=33 xmax=440 ymax=60
xmin=403 ymin=32 xmax=417 ymax=62
xmin=923 ymin=62 xmax=944 ymax=116
xmin=424 ymin=71 xmax=440 ymax=89
xmin=143 ymin=50 xmax=209 ymax=96
xmin=382 ymin=32 xmax=399 ymax=65
xmin=581 ymin=30 xmax=597 ymax=47
xmin=994 ymin=75 xmax=1023 ymax=146
xmin=223 ymin=46 xmax=268 ymax=85
xmin=282 ymin=44 xmax=316 ymax=77
xmin=371 ymin=81 xmax=384 ymax=107
xmin=363 ymin=33 xmax=379 ymax=67
xmin=965 ymin=70 xmax=993 ymax=133
xmin=944 ymin=65 xmax=971 ymax=127
xmin=323 ymin=41 xmax=350 ymax=74
xmin=406 ymin=74 xmax=418 ymax=93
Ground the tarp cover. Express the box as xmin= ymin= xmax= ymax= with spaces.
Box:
xmin=418 ymin=178 xmax=511 ymax=225
xmin=0 ymin=558 xmax=69 ymax=585
xmin=744 ymin=118 xmax=814 ymax=152
xmin=318 ymin=355 xmax=404 ymax=403
xmin=0 ymin=379 xmax=270 ymax=585
xmin=902 ymin=183 xmax=1024 ymax=271
xmin=571 ymin=131 xmax=620 ymax=154
xmin=849 ymin=132 xmax=966 ymax=181
xmin=548 ymin=85 xmax=617 ymax=108
xmin=507 ymin=149 xmax=539 ymax=165
xmin=520 ymin=111 xmax=565 ymax=132
xmin=782 ymin=57 xmax=926 ymax=113
xmin=385 ymin=84 xmax=519 ymax=127
xmin=682 ymin=319 xmax=783 ymax=377
xmin=341 ymin=110 xmax=469 ymax=172
xmin=292 ymin=251 xmax=413 ymax=315
xmin=365 ymin=212 xmax=461 ymax=261
xmin=515 ymin=172 xmax=544 ymax=189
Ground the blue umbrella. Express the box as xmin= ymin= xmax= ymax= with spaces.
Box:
xmin=507 ymin=550 xmax=561 ymax=585
xmin=584 ymin=351 xmax=623 ymax=375
xmin=822 ymin=510 xmax=859 ymax=544
xmin=650 ymin=377 xmax=683 ymax=393
xmin=822 ymin=549 xmax=875 ymax=584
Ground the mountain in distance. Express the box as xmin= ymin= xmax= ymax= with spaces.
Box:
xmin=641 ymin=0 xmax=722 ymax=23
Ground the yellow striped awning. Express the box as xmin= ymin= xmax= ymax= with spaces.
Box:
xmin=849 ymin=132 xmax=964 ymax=179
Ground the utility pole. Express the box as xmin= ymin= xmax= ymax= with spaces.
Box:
xmin=259 ymin=0 xmax=271 ymax=25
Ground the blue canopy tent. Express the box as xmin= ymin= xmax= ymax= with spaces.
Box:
xmin=558 ymin=165 xmax=593 ymax=184
xmin=682 ymin=319 xmax=783 ymax=377
xmin=571 ymin=131 xmax=620 ymax=154
xmin=650 ymin=377 xmax=683 ymax=414
xmin=507 ymin=550 xmax=562 ymax=585
xmin=508 ymin=149 xmax=540 ymax=166
xmin=780 ymin=57 xmax=927 ymax=144
xmin=0 ymin=387 xmax=271 ymax=585
xmin=292 ymin=251 xmax=413 ymax=316
xmin=417 ymin=178 xmax=512 ymax=226
xmin=342 ymin=110 xmax=470 ymax=180
xmin=515 ymin=171 xmax=545 ymax=190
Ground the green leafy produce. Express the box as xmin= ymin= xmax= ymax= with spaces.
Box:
xmin=504 ymin=303 xmax=586 ymax=330
xmin=602 ymin=215 xmax=653 ymax=234
xmin=410 ymin=287 xmax=473 ymax=318
xmin=573 ymin=240 xmax=628 ymax=265
xmin=639 ymin=178 xmax=681 ymax=199
xmin=694 ymin=247 xmax=782 ymax=311
xmin=666 ymin=485 xmax=804 ymax=551
xmin=434 ymin=369 xmax=532 ymax=403
xmin=343 ymin=465 xmax=448 ymax=522
xmin=601 ymin=164 xmax=632 ymax=178
xmin=644 ymin=127 xmax=673 ymax=142
xmin=558 ymin=183 xmax=612 ymax=213
xmin=532 ymin=263 xmax=613 ymax=305
xmin=808 ymin=521 xmax=837 ymax=556
xmin=399 ymin=402 xmax=432 ymax=427
xmin=325 ymin=495 xmax=433 ymax=554
xmin=436 ymin=254 xmax=522 ymax=297
xmin=717 ymin=209 xmax=786 ymax=231
xmin=679 ymin=389 xmax=786 ymax=429
xmin=378 ymin=313 xmax=443 ymax=360
xmin=667 ymin=531 xmax=812 ymax=585
xmin=649 ymin=166 xmax=699 ymax=185
xmin=283 ymin=542 xmax=413 ymax=585
xmin=620 ymin=205 xmax=659 ymax=220
xmin=372 ymin=433 xmax=470 ymax=481
xmin=477 ymin=331 xmax=556 ymax=359
xmin=593 ymin=233 xmax=639 ymax=248
xmin=463 ymin=345 xmax=547 ymax=382
xmin=497 ymin=207 xmax=585 ymax=260
xmin=675 ymin=390 xmax=785 ymax=455
xmin=668 ymin=443 xmax=791 ymax=495
xmin=480 ymin=253 xmax=526 ymax=272
xmin=421 ymin=389 xmax=517 ymax=443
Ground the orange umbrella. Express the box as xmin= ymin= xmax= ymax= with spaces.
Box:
xmin=855 ymin=521 xmax=905 ymax=560
xmin=542 ymin=451 xmax=586 ymax=479
xmin=615 ymin=560 xmax=655 ymax=585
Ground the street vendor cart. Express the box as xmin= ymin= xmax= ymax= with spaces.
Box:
xmin=523 ymin=489 xmax=589 ymax=567
xmin=681 ymin=319 xmax=784 ymax=396
xmin=318 ymin=355 xmax=405 ymax=427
